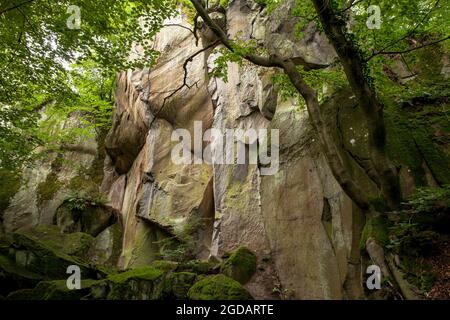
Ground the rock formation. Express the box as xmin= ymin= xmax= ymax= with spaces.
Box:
xmin=1 ymin=0 xmax=449 ymax=300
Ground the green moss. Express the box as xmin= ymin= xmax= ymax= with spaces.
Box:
xmin=149 ymin=260 xmax=179 ymax=272
xmin=179 ymin=259 xmax=216 ymax=274
xmin=412 ymin=125 xmax=450 ymax=185
xmin=5 ymin=289 xmax=36 ymax=300
xmin=0 ymin=169 xmax=21 ymax=214
xmin=16 ymin=225 xmax=94 ymax=259
xmin=106 ymin=266 xmax=167 ymax=300
xmin=107 ymin=266 xmax=164 ymax=284
xmin=385 ymin=106 xmax=450 ymax=186
xmin=67 ymin=129 xmax=108 ymax=195
xmin=36 ymin=155 xmax=64 ymax=207
xmin=7 ymin=279 xmax=100 ymax=300
xmin=385 ymin=110 xmax=427 ymax=185
xmin=0 ymin=254 xmax=43 ymax=281
xmin=360 ymin=216 xmax=390 ymax=250
xmin=162 ymin=272 xmax=197 ymax=299
xmin=187 ymin=274 xmax=253 ymax=300
xmin=12 ymin=226 xmax=94 ymax=278
xmin=36 ymin=177 xmax=62 ymax=206
xmin=220 ymin=246 xmax=257 ymax=284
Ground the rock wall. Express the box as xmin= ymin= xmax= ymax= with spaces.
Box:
xmin=99 ymin=0 xmax=358 ymax=299
xmin=2 ymin=115 xmax=100 ymax=235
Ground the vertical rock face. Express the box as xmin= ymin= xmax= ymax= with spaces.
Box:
xmin=2 ymin=115 xmax=99 ymax=235
xmin=99 ymin=1 xmax=354 ymax=299
xmin=102 ymin=14 xmax=216 ymax=269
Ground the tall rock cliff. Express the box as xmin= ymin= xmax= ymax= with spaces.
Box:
xmin=2 ymin=0 xmax=449 ymax=300
xmin=99 ymin=0 xmax=356 ymax=299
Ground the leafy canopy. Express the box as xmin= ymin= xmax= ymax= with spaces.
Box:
xmin=212 ymin=0 xmax=449 ymax=106
xmin=0 ymin=0 xmax=176 ymax=170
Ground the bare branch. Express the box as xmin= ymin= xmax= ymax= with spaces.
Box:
xmin=190 ymin=0 xmax=327 ymax=70
xmin=342 ymin=0 xmax=365 ymax=13
xmin=162 ymin=23 xmax=199 ymax=44
xmin=368 ymin=35 xmax=449 ymax=59
xmin=148 ymin=39 xmax=220 ymax=132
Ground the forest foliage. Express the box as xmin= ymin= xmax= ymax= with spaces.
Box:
xmin=0 ymin=0 xmax=175 ymax=171
xmin=0 ymin=0 xmax=448 ymax=171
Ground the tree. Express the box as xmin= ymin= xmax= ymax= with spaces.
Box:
xmin=190 ymin=0 xmax=449 ymax=210
xmin=0 ymin=0 xmax=175 ymax=170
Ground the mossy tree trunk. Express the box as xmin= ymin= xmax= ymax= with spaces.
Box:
xmin=311 ymin=0 xmax=401 ymax=210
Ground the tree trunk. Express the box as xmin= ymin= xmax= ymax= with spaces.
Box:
xmin=281 ymin=59 xmax=371 ymax=210
xmin=311 ymin=0 xmax=401 ymax=209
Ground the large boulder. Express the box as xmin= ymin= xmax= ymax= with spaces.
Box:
xmin=220 ymin=247 xmax=256 ymax=284
xmin=0 ymin=253 xmax=43 ymax=296
xmin=104 ymin=266 xmax=167 ymax=300
xmin=104 ymin=71 xmax=151 ymax=175
xmin=187 ymin=274 xmax=253 ymax=300
xmin=10 ymin=225 xmax=97 ymax=279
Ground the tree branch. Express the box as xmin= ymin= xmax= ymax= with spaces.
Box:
xmin=190 ymin=0 xmax=327 ymax=70
xmin=312 ymin=0 xmax=401 ymax=209
xmin=367 ymin=35 xmax=449 ymax=59
xmin=190 ymin=0 xmax=375 ymax=211
xmin=341 ymin=0 xmax=365 ymax=13
xmin=162 ymin=23 xmax=199 ymax=45
xmin=366 ymin=0 xmax=441 ymax=61
xmin=148 ymin=39 xmax=220 ymax=132
xmin=0 ymin=0 xmax=35 ymax=15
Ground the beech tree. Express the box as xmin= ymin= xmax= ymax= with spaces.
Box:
xmin=190 ymin=0 xmax=448 ymax=210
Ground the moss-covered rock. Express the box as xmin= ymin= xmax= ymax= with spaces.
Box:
xmin=11 ymin=225 xmax=96 ymax=278
xmin=385 ymin=107 xmax=450 ymax=186
xmin=7 ymin=279 xmax=100 ymax=300
xmin=0 ymin=254 xmax=43 ymax=296
xmin=15 ymin=225 xmax=94 ymax=258
xmin=162 ymin=272 xmax=197 ymax=299
xmin=105 ymin=266 xmax=166 ymax=300
xmin=5 ymin=289 xmax=36 ymax=300
xmin=0 ymin=169 xmax=21 ymax=216
xmin=149 ymin=260 xmax=179 ymax=272
xmin=55 ymin=202 xmax=117 ymax=237
xmin=360 ymin=216 xmax=390 ymax=250
xmin=220 ymin=247 xmax=256 ymax=284
xmin=36 ymin=157 xmax=63 ymax=208
xmin=187 ymin=274 xmax=253 ymax=300
xmin=178 ymin=259 xmax=217 ymax=274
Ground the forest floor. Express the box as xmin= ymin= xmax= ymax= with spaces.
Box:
xmin=426 ymin=237 xmax=450 ymax=299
